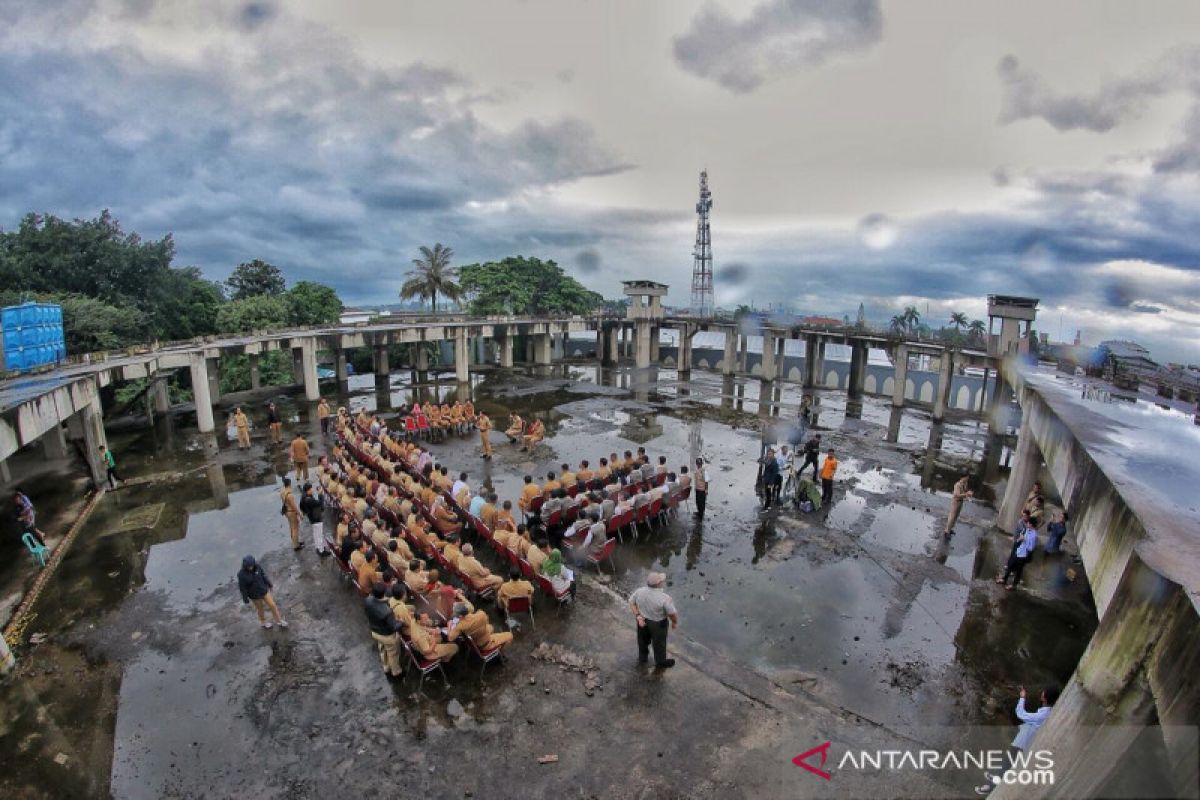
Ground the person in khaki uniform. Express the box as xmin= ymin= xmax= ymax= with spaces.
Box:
xmin=477 ymin=412 xmax=493 ymax=459
xmin=317 ymin=397 xmax=332 ymax=436
xmin=944 ymin=474 xmax=974 ymax=535
xmin=234 ymin=407 xmax=252 ymax=449
xmin=290 ymin=434 xmax=310 ymax=482
xmin=279 ymin=477 xmax=303 ymax=550
xmin=518 ymin=475 xmax=541 ymax=515
xmin=457 ymin=544 xmax=503 ymax=592
xmin=505 ymin=414 xmax=524 ymax=442
xmin=451 ymin=603 xmax=513 ymax=651
xmin=497 ymin=569 xmax=534 ymax=614
xmin=407 ymin=613 xmax=459 ymax=661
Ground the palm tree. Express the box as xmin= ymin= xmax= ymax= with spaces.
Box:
xmin=401 ymin=243 xmax=463 ymax=313
xmin=949 ymin=311 xmax=968 ymax=332
xmin=889 ymin=314 xmax=907 ymax=335
xmin=902 ymin=306 xmax=921 ymax=334
xmin=968 ymin=319 xmax=987 ymax=343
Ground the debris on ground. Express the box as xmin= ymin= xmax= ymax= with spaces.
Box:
xmin=530 ymin=642 xmax=603 ymax=696
xmin=537 ymin=754 xmax=559 ymax=764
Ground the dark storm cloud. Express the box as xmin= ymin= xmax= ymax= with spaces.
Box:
xmin=575 ymin=248 xmax=601 ymax=273
xmin=715 ymin=262 xmax=749 ymax=283
xmin=673 ymin=0 xmax=883 ymax=93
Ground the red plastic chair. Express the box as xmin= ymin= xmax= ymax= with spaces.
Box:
xmin=503 ymin=593 xmax=535 ymax=631
xmin=404 ymin=417 xmax=417 ymax=439
xmin=586 ymin=537 xmax=617 ymax=573
xmin=518 ymin=559 xmax=536 ymax=581
xmin=401 ymin=637 xmax=450 ymax=690
xmin=534 ymin=574 xmax=572 ymax=607
xmin=463 ymin=635 xmax=505 ymax=679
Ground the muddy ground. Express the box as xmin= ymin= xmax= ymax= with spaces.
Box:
xmin=0 ymin=363 xmax=1097 ymax=799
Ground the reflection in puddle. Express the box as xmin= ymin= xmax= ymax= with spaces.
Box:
xmin=861 ymin=503 xmax=940 ymax=556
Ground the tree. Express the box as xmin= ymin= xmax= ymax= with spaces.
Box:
xmin=286 ymin=281 xmax=343 ymax=326
xmin=458 ymin=256 xmax=602 ymax=316
xmin=147 ymin=267 xmax=225 ymax=341
xmin=56 ymin=294 xmax=150 ymax=353
xmin=226 ymin=259 xmax=286 ymax=300
xmin=889 ymin=314 xmax=907 ymax=335
xmin=949 ymin=311 xmax=968 ymax=332
xmin=215 ymin=294 xmax=290 ymax=333
xmin=902 ymin=306 xmax=921 ymax=334
xmin=968 ymin=319 xmax=987 ymax=344
xmin=401 ymin=243 xmax=462 ymax=312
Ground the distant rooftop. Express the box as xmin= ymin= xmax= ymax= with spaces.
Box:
xmin=622 ymin=280 xmax=669 ymax=290
xmin=987 ymin=294 xmax=1039 ymax=308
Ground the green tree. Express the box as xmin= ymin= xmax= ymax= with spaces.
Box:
xmin=968 ymin=319 xmax=987 ymax=345
xmin=902 ymin=306 xmax=921 ymax=334
xmin=286 ymin=281 xmax=343 ymax=326
xmin=57 ymin=294 xmax=150 ymax=353
xmin=401 ymin=243 xmax=462 ymax=312
xmin=147 ymin=267 xmax=225 ymax=341
xmin=215 ymin=294 xmax=290 ymax=333
xmin=226 ymin=259 xmax=286 ymax=300
xmin=458 ymin=256 xmax=602 ymax=316
xmin=949 ymin=311 xmax=968 ymax=332
xmin=889 ymin=314 xmax=907 ymax=335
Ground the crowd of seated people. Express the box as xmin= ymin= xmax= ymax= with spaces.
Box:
xmin=382 ymin=400 xmax=478 ymax=442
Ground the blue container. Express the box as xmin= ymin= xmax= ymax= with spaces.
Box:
xmin=1 ymin=303 xmax=65 ymax=370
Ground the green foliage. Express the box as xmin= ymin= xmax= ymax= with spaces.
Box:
xmin=215 ymin=294 xmax=290 ymax=333
xmin=218 ymin=351 xmax=293 ymax=393
xmin=286 ymin=281 xmax=343 ymax=326
xmin=458 ymin=256 xmax=602 ymax=316
xmin=949 ymin=311 xmax=968 ymax=331
xmin=147 ymin=267 xmax=225 ymax=341
xmin=401 ymin=243 xmax=462 ymax=312
xmin=226 ymin=259 xmax=286 ymax=300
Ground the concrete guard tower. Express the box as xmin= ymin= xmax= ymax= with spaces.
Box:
xmin=623 ymin=280 xmax=668 ymax=369
xmin=987 ymin=295 xmax=1039 ymax=357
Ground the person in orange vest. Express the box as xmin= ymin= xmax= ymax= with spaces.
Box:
xmin=819 ymin=448 xmax=839 ymax=505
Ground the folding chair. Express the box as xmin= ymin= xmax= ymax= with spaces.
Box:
xmin=586 ymin=538 xmax=618 ymax=573
xmin=402 ymin=638 xmax=450 ymax=690
xmin=403 ymin=416 xmax=417 ymax=440
xmin=503 ymin=593 xmax=535 ymax=631
xmin=22 ymin=533 xmax=50 ymax=568
xmin=518 ymin=559 xmax=536 ymax=581
xmin=535 ymin=574 xmax=572 ymax=609
xmin=464 ymin=636 xmax=505 ymax=679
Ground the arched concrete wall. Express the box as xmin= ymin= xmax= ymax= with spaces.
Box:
xmin=882 ymin=376 xmax=894 ymax=395
xmin=864 ymin=374 xmax=877 ymax=394
xmin=825 ymin=369 xmax=840 ymax=389
xmin=788 ymin=367 xmax=802 ymax=381
xmin=905 ymin=378 xmax=916 ymax=399
xmin=919 ymin=381 xmax=934 ymax=402
xmin=700 ymin=358 xmax=712 ymax=370
xmin=955 ymin=385 xmax=971 ymax=409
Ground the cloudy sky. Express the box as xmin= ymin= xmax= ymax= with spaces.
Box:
xmin=3 ymin=0 xmax=1200 ymax=361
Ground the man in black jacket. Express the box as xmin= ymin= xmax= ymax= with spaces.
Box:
xmin=364 ymin=582 xmax=405 ymax=678
xmin=299 ymin=482 xmax=328 ymax=556
xmin=237 ymin=555 xmax=288 ymax=629
xmin=800 ymin=434 xmax=822 ymax=480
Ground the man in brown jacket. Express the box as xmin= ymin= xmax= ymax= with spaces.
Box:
xmin=279 ymin=477 xmax=303 ymax=550
xmin=457 ymin=544 xmax=503 ymax=593
xmin=451 ymin=603 xmax=513 ymax=651
xmin=290 ymin=434 xmax=310 ymax=482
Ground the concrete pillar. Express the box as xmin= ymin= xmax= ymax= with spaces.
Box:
xmin=739 ymin=334 xmax=748 ymax=373
xmin=334 ymin=349 xmax=349 ymax=391
xmin=595 ymin=329 xmax=605 ymax=363
xmin=374 ymin=344 xmax=391 ymax=378
xmin=761 ymin=333 xmax=776 ymax=381
xmin=206 ymin=357 xmax=221 ymax=401
xmin=80 ymin=396 xmax=108 ymax=487
xmin=775 ymin=336 xmax=787 ymax=381
xmin=892 ymin=344 xmax=909 ymax=407
xmin=412 ymin=343 xmax=429 ymax=373
xmin=292 ymin=348 xmax=304 ymax=386
xmin=811 ymin=340 xmax=826 ymax=387
xmin=932 ymin=351 xmax=954 ymax=421
xmin=41 ymin=424 xmax=68 ymax=460
xmin=603 ymin=325 xmax=619 ymax=367
xmin=722 ymin=329 xmax=736 ymax=375
xmin=634 ymin=322 xmax=652 ymax=369
xmin=678 ymin=325 xmax=694 ymax=373
xmin=649 ymin=326 xmax=661 ymax=363
xmin=151 ymin=375 xmax=170 ymax=413
xmin=248 ymin=354 xmax=261 ymax=390
xmin=997 ymin=415 xmax=1040 ymax=531
xmin=189 ymin=355 xmax=215 ymax=433
xmin=803 ymin=335 xmax=818 ymax=388
xmin=203 ymin=433 xmax=228 ymax=510
xmin=454 ymin=328 xmax=470 ymax=383
xmin=532 ymin=333 xmax=553 ymax=366
xmin=499 ymin=331 xmax=514 ymax=368
xmin=848 ymin=342 xmax=867 ymax=398
xmin=300 ymin=340 xmax=320 ymax=402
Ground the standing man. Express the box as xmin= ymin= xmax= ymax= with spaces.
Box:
xmin=944 ymin=474 xmax=974 ymax=535
xmin=629 ymin=572 xmax=679 ymax=669
xmin=266 ymin=402 xmax=282 ymax=444
xmin=364 ymin=582 xmax=404 ymax=679
xmin=998 ymin=521 xmax=1038 ymax=590
xmin=279 ymin=477 xmax=303 ymax=551
xmin=234 ymin=406 xmax=252 ymax=449
xmin=13 ymin=489 xmax=47 ymax=547
xmin=100 ymin=445 xmax=122 ymax=489
xmin=693 ymin=457 xmax=709 ymax=519
xmin=801 ymin=434 xmax=822 ymax=480
xmin=317 ymin=397 xmax=332 ymax=437
xmin=760 ymin=447 xmax=781 ymax=508
xmin=819 ymin=448 xmax=839 ymax=506
xmin=237 ymin=555 xmax=288 ymax=629
xmin=1045 ymin=511 xmax=1069 ymax=554
xmin=477 ymin=411 xmax=493 ymax=459
xmin=289 ymin=433 xmax=310 ymax=482
xmin=299 ymin=482 xmax=327 ymax=556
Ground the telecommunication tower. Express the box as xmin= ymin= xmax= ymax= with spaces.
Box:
xmin=690 ymin=170 xmax=714 ymax=317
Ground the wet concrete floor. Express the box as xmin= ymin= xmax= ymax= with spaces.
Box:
xmin=0 ymin=364 xmax=1097 ymax=799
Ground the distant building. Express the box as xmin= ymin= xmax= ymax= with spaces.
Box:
xmin=339 ymin=307 xmax=381 ymax=325
xmin=799 ymin=315 xmax=843 ymax=327
xmin=1099 ymin=340 xmax=1158 ymax=390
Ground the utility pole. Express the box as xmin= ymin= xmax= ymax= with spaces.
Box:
xmin=690 ymin=170 xmax=714 ymax=317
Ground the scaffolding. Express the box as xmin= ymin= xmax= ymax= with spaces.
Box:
xmin=690 ymin=170 xmax=714 ymax=317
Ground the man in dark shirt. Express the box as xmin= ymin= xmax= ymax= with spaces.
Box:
xmin=237 ymin=555 xmax=287 ymax=629
xmin=800 ymin=434 xmax=822 ymax=480
xmin=298 ymin=483 xmax=328 ymax=556
xmin=266 ymin=402 xmax=282 ymax=443
xmin=364 ymin=583 xmax=404 ymax=678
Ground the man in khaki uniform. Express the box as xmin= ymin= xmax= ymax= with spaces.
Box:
xmin=477 ymin=412 xmax=493 ymax=459
xmin=317 ymin=397 xmax=331 ymax=436
xmin=290 ymin=434 xmax=310 ymax=482
xmin=234 ymin=407 xmax=251 ymax=449
xmin=944 ymin=474 xmax=974 ymax=535
xmin=279 ymin=477 xmax=303 ymax=550
xmin=451 ymin=603 xmax=513 ymax=651
xmin=497 ymin=568 xmax=534 ymax=614
xmin=457 ymin=544 xmax=503 ymax=592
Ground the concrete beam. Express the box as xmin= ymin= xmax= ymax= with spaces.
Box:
xmin=189 ymin=354 xmax=215 ymax=433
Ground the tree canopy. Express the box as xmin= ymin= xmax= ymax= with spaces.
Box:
xmin=458 ymin=256 xmax=603 ymax=316
xmin=401 ymin=243 xmax=462 ymax=312
xmin=226 ymin=259 xmax=286 ymax=300
xmin=286 ymin=280 xmax=344 ymax=326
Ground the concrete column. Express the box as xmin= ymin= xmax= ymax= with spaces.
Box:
xmin=454 ymin=328 xmax=470 ymax=383
xmin=374 ymin=343 xmax=391 ymax=376
xmin=499 ymin=331 xmax=514 ymax=368
xmin=206 ymin=357 xmax=221 ymax=402
xmin=649 ymin=326 xmax=661 ymax=363
xmin=595 ymin=329 xmax=605 ymax=364
xmin=848 ymin=342 xmax=867 ymax=398
xmin=811 ymin=340 xmax=826 ymax=387
xmin=533 ymin=333 xmax=553 ymax=366
xmin=932 ymin=351 xmax=954 ymax=421
xmin=603 ymin=325 xmax=619 ymax=367
xmin=80 ymin=396 xmax=108 ymax=487
xmin=803 ymin=335 xmax=818 ymax=388
xmin=189 ymin=355 xmax=215 ymax=433
xmin=292 ymin=348 xmax=304 ymax=386
xmin=42 ymin=424 xmax=68 ymax=460
xmin=722 ymin=329 xmax=736 ymax=375
xmin=997 ymin=415 xmax=1039 ymax=531
xmin=739 ymin=334 xmax=748 ymax=373
xmin=892 ymin=344 xmax=909 ymax=407
xmin=334 ymin=349 xmax=349 ymax=391
xmin=248 ymin=354 xmax=261 ymax=390
xmin=761 ymin=333 xmax=776 ymax=381
xmin=151 ymin=375 xmax=170 ymax=413
xmin=300 ymin=340 xmax=320 ymax=402
xmin=634 ymin=322 xmax=652 ymax=369
xmin=412 ymin=343 xmax=428 ymax=373
xmin=678 ymin=325 xmax=694 ymax=373
xmin=775 ymin=336 xmax=787 ymax=381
